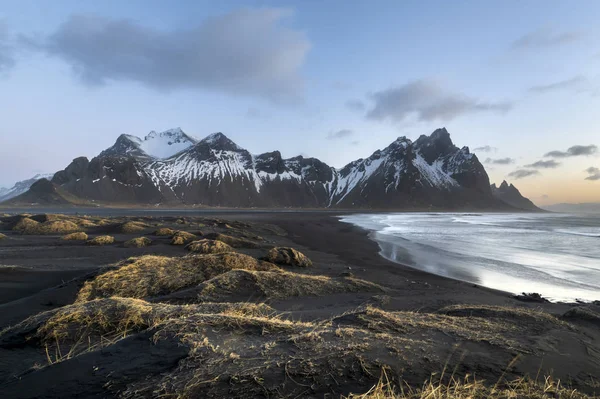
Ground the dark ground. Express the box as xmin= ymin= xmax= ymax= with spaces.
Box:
xmin=0 ymin=210 xmax=599 ymax=398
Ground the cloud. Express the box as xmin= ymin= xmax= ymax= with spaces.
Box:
xmin=512 ymin=29 xmax=583 ymax=49
xmin=0 ymin=21 xmax=16 ymax=73
xmin=507 ymin=169 xmax=540 ymax=179
xmin=529 ymin=75 xmax=588 ymax=93
xmin=484 ymin=157 xmax=514 ymax=165
xmin=524 ymin=160 xmax=561 ymax=168
xmin=541 ymin=194 xmax=550 ymax=199
xmin=544 ymin=144 xmax=598 ymax=158
xmin=327 ymin=129 xmax=354 ymax=140
xmin=366 ymin=80 xmax=512 ymax=123
xmin=585 ymin=166 xmax=600 ymax=181
xmin=27 ymin=10 xmax=310 ymax=102
xmin=473 ymin=145 xmax=497 ymax=153
xmin=345 ymin=99 xmax=366 ymax=112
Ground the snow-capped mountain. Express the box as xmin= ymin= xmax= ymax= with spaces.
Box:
xmin=0 ymin=173 xmax=55 ymax=202
xmin=99 ymin=128 xmax=198 ymax=161
xmin=6 ymin=127 xmax=529 ymax=210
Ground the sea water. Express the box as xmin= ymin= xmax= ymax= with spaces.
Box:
xmin=340 ymin=213 xmax=600 ymax=302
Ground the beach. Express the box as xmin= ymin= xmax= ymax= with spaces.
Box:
xmin=0 ymin=211 xmax=599 ymax=398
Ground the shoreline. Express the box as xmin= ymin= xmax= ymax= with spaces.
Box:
xmin=230 ymin=211 xmax=581 ymax=313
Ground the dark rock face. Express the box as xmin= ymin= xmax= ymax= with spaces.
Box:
xmin=491 ymin=180 xmax=541 ymax=211
xmin=5 ymin=179 xmax=72 ymax=205
xmin=8 ymin=128 xmax=538 ymax=210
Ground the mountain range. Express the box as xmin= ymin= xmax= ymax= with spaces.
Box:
xmin=2 ymin=127 xmax=537 ymax=210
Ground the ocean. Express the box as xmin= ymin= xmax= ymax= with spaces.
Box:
xmin=340 ymin=212 xmax=600 ymax=302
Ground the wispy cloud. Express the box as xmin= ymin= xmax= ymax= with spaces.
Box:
xmin=366 ymin=80 xmax=512 ymax=123
xmin=345 ymin=99 xmax=366 ymax=112
xmin=512 ymin=28 xmax=583 ymax=49
xmin=529 ymin=75 xmax=588 ymax=93
xmin=524 ymin=160 xmax=561 ymax=169
xmin=327 ymin=129 xmax=354 ymax=140
xmin=544 ymin=144 xmax=598 ymax=158
xmin=484 ymin=157 xmax=514 ymax=165
xmin=585 ymin=166 xmax=600 ymax=181
xmin=508 ymin=169 xmax=540 ymax=179
xmin=25 ymin=10 xmax=310 ymax=102
xmin=473 ymin=145 xmax=498 ymax=153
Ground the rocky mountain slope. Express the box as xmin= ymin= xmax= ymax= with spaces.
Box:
xmin=5 ymin=127 xmax=534 ymax=210
xmin=0 ymin=173 xmax=55 ymax=202
xmin=491 ymin=181 xmax=541 ymax=211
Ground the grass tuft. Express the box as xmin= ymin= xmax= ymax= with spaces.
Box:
xmin=346 ymin=369 xmax=593 ymax=398
xmin=123 ymin=237 xmax=152 ymax=248
xmin=186 ymin=239 xmax=233 ymax=254
xmin=263 ymin=247 xmax=313 ymax=267
xmin=171 ymin=231 xmax=197 ymax=245
xmin=87 ymin=235 xmax=115 ymax=246
xmin=61 ymin=232 xmax=89 ymax=241
xmin=76 ymin=253 xmax=281 ymax=301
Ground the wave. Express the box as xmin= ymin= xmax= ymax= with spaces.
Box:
xmin=554 ymin=229 xmax=600 ymax=238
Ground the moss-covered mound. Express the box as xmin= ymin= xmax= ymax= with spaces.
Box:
xmin=124 ymin=237 xmax=152 ymax=248
xmin=263 ymin=247 xmax=313 ymax=267
xmin=87 ymin=235 xmax=115 ymax=246
xmin=76 ymin=253 xmax=280 ymax=301
xmin=186 ymin=239 xmax=233 ymax=254
xmin=61 ymin=232 xmax=89 ymax=241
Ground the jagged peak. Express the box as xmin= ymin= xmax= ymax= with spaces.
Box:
xmin=199 ymin=132 xmax=243 ymax=151
xmin=145 ymin=127 xmax=186 ymax=140
xmin=500 ymin=180 xmax=509 ymax=189
xmin=116 ymin=134 xmax=142 ymax=144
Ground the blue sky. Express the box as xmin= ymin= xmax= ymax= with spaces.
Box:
xmin=1 ymin=0 xmax=599 ymax=204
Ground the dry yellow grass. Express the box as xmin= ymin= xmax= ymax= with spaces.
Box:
xmin=264 ymin=247 xmax=313 ymax=267
xmin=186 ymin=239 xmax=232 ymax=254
xmin=154 ymin=227 xmax=176 ymax=236
xmin=118 ymin=221 xmax=148 ymax=234
xmin=197 ymin=269 xmax=385 ymax=301
xmin=76 ymin=253 xmax=280 ymax=301
xmin=346 ymin=370 xmax=594 ymax=399
xmin=170 ymin=231 xmax=197 ymax=245
xmin=0 ymin=233 xmax=7 ymax=240
xmin=12 ymin=217 xmax=41 ymax=233
xmin=61 ymin=232 xmax=89 ymax=241
xmin=123 ymin=237 xmax=152 ymax=248
xmin=337 ymin=306 xmax=523 ymax=350
xmin=438 ymin=304 xmax=570 ymax=329
xmin=87 ymin=235 xmax=115 ymax=246
xmin=207 ymin=233 xmax=259 ymax=248
xmin=12 ymin=217 xmax=81 ymax=235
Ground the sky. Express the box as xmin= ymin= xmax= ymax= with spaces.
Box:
xmin=0 ymin=0 xmax=599 ymax=206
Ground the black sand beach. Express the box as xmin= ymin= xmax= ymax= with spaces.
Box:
xmin=1 ymin=211 xmax=599 ymax=398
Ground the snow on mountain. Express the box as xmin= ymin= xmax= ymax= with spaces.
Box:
xmin=23 ymin=127 xmax=524 ymax=209
xmin=0 ymin=173 xmax=55 ymax=202
xmin=139 ymin=128 xmax=198 ymax=159
xmin=100 ymin=128 xmax=198 ymax=160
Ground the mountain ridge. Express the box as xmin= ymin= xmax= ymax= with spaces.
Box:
xmin=4 ymin=127 xmax=536 ymax=210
